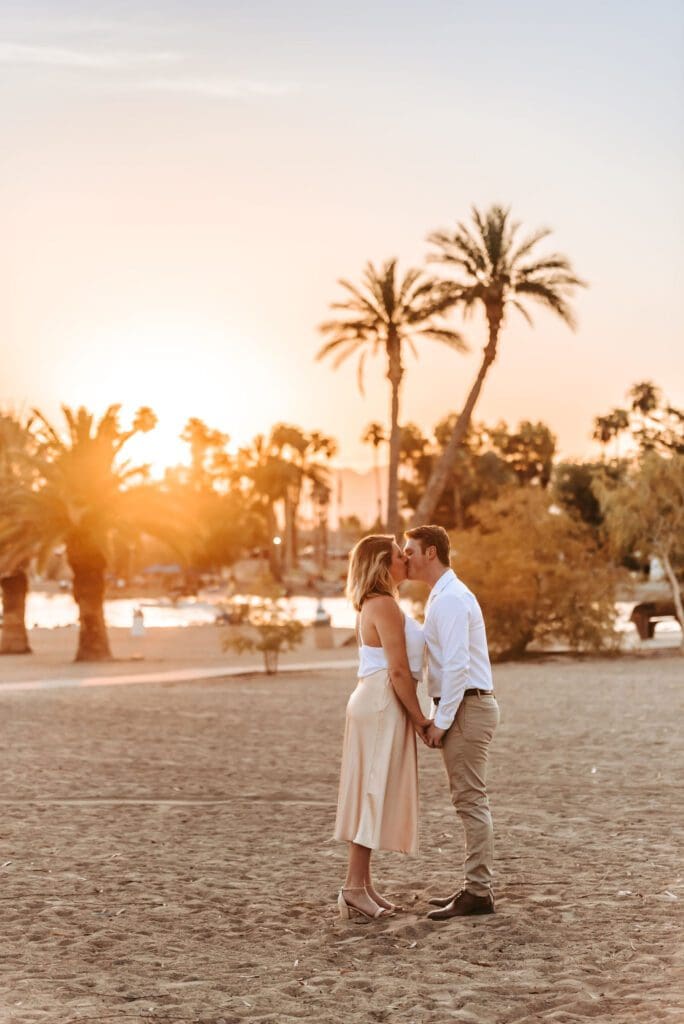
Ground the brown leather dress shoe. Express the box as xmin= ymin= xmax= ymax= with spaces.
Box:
xmin=428 ymin=890 xmax=461 ymax=908
xmin=427 ymin=889 xmax=495 ymax=920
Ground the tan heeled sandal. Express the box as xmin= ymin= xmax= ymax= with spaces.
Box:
xmin=337 ymin=887 xmax=388 ymax=921
xmin=372 ymin=894 xmax=400 ymax=913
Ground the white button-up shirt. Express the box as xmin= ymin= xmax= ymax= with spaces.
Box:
xmin=423 ymin=568 xmax=493 ymax=731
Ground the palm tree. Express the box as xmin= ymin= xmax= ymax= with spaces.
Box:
xmin=361 ymin=421 xmax=387 ymax=527
xmin=0 ymin=404 xmax=182 ymax=661
xmin=180 ymin=417 xmax=230 ymax=491
xmin=235 ymin=433 xmax=294 ymax=582
xmin=258 ymin=425 xmax=338 ymax=573
xmin=410 ymin=205 xmax=586 ymax=525
xmin=317 ymin=259 xmax=466 ymax=535
xmin=0 ymin=412 xmax=39 ymax=654
xmin=269 ymin=425 xmax=310 ymax=572
xmin=307 ymin=431 xmax=338 ymax=569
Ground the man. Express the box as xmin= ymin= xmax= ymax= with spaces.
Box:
xmin=404 ymin=525 xmax=500 ymax=920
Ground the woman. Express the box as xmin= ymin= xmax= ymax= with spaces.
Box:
xmin=334 ymin=534 xmax=429 ymax=920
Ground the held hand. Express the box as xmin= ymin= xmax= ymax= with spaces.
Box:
xmin=413 ymin=715 xmax=433 ymax=747
xmin=425 ymin=723 xmax=447 ymax=748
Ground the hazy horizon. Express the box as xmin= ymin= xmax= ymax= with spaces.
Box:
xmin=2 ymin=1 xmax=683 ymax=475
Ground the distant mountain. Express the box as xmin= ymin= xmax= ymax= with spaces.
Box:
xmin=328 ymin=465 xmax=389 ymax=528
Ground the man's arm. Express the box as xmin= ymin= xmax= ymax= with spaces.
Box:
xmin=432 ymin=594 xmax=470 ymax=733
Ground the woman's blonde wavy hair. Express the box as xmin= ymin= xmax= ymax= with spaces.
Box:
xmin=346 ymin=534 xmax=397 ymax=612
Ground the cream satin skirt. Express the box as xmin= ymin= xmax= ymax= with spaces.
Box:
xmin=334 ymin=668 xmax=419 ymax=855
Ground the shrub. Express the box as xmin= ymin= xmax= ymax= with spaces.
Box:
xmin=450 ymin=489 xmax=621 ymax=660
xmin=222 ymin=598 xmax=305 ymax=674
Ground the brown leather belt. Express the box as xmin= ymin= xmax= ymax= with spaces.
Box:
xmin=433 ymin=689 xmax=495 ymax=705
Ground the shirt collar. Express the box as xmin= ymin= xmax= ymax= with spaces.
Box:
xmin=426 ymin=568 xmax=456 ymax=609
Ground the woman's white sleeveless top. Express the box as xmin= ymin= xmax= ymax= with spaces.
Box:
xmin=358 ymin=613 xmax=424 ymax=678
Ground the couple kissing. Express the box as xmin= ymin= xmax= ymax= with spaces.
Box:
xmin=334 ymin=525 xmax=499 ymax=922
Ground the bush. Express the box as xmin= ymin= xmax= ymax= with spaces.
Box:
xmin=450 ymin=489 xmax=621 ymax=660
xmin=222 ymin=597 xmax=305 ymax=674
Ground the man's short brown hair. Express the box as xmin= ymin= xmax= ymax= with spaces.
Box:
xmin=405 ymin=524 xmax=451 ymax=567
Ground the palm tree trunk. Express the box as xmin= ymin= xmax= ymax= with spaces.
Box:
xmin=319 ymin=509 xmax=328 ymax=570
xmin=661 ymin=551 xmax=684 ymax=652
xmin=0 ymin=569 xmax=32 ymax=654
xmin=453 ymin=482 xmax=464 ymax=530
xmin=410 ymin=308 xmax=501 ymax=526
xmin=289 ymin=492 xmax=300 ymax=570
xmin=373 ymin=449 xmax=382 ymax=528
xmin=292 ymin=499 xmax=300 ymax=565
xmin=266 ymin=503 xmax=282 ymax=582
xmin=283 ymin=494 xmax=295 ymax=572
xmin=386 ymin=339 xmax=403 ymax=537
xmin=67 ymin=533 xmax=112 ymax=661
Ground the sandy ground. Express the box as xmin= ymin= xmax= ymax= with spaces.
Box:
xmin=0 ymin=655 xmax=682 ymax=1024
xmin=0 ymin=625 xmax=356 ymax=684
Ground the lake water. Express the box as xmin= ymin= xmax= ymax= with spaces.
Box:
xmin=23 ymin=592 xmax=358 ymax=630
xmin=19 ymin=591 xmax=682 ymax=649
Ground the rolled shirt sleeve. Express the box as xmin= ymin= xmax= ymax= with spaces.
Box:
xmin=432 ymin=594 xmax=470 ymax=731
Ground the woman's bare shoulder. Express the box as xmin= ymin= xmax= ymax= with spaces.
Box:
xmin=363 ymin=594 xmax=401 ymax=621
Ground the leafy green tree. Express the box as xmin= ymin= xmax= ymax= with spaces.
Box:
xmin=486 ymin=420 xmax=556 ymax=488
xmin=411 ymin=204 xmax=585 ymax=524
xmin=553 ymin=460 xmax=626 ymax=529
xmin=402 ymin=417 xmax=556 ymax=528
xmin=452 ymin=489 xmax=619 ymax=660
xmin=595 ymin=453 xmax=684 ymax=649
xmin=317 ymin=258 xmax=466 ymax=535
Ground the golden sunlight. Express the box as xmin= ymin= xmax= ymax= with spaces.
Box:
xmin=61 ymin=315 xmax=282 ymax=475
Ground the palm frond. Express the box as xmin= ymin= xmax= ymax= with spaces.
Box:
xmin=359 ymin=262 xmax=388 ymax=316
xmin=508 ymin=299 xmax=535 ymax=327
xmin=396 ymin=267 xmax=424 ymax=306
xmin=514 ymin=281 xmax=578 ymax=329
xmin=517 ymin=253 xmax=582 ymax=279
xmin=428 ymin=226 xmax=488 ymax=278
xmin=405 ymin=337 xmax=418 ymax=359
xmin=509 ymin=226 xmax=552 ymax=265
xmin=428 ymin=205 xmax=585 ymax=339
xmin=356 ymin=351 xmax=368 ymax=395
xmin=315 ymin=332 xmax=364 ymax=361
xmin=379 ymin=259 xmax=398 ymax=322
xmin=332 ymin=339 xmax=365 ymax=370
xmin=414 ymin=327 xmax=469 ymax=352
xmin=336 ymin=277 xmax=385 ymax=322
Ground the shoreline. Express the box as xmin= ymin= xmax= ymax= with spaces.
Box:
xmin=0 ymin=621 xmax=680 ymax=694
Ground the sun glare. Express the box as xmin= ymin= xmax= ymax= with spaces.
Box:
xmin=62 ymin=315 xmax=282 ymax=476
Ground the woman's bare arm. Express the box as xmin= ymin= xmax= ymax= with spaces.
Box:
xmin=365 ymin=596 xmax=430 ymax=730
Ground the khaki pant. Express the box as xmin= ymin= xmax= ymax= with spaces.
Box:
xmin=440 ymin=693 xmax=500 ymax=897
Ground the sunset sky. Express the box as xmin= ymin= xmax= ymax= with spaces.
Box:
xmin=2 ymin=1 xmax=682 ymax=474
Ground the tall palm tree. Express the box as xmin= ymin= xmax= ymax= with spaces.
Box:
xmin=361 ymin=421 xmax=387 ymax=527
xmin=317 ymin=259 xmax=466 ymax=535
xmin=410 ymin=205 xmax=586 ymax=525
xmin=0 ymin=412 xmax=39 ymax=654
xmin=0 ymin=404 xmax=183 ymax=661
